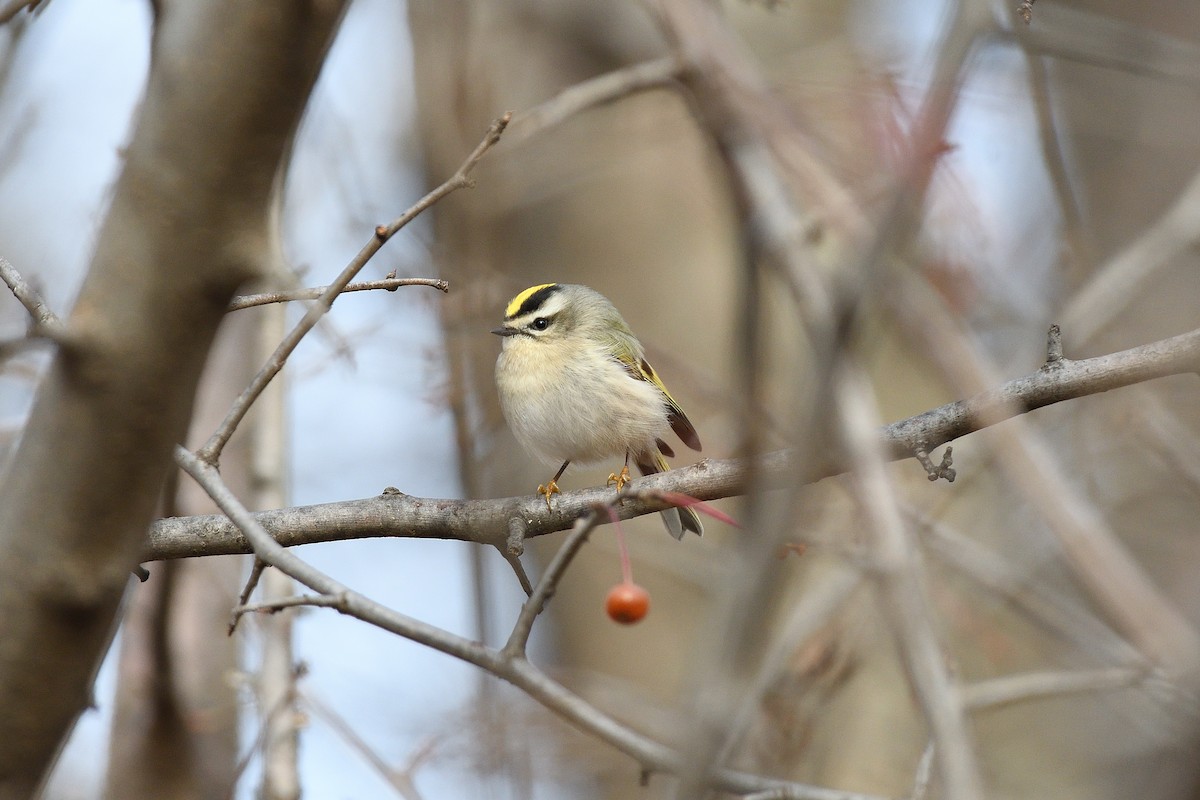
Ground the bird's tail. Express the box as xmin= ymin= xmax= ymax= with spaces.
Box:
xmin=635 ymin=451 xmax=703 ymax=540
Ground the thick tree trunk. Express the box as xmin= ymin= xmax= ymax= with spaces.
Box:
xmin=0 ymin=4 xmax=347 ymax=795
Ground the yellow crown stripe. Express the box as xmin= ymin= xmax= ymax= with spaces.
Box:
xmin=505 ymin=283 xmax=559 ymax=318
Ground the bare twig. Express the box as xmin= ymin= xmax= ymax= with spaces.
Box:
xmin=0 ymin=256 xmax=64 ymax=339
xmin=1061 ymin=166 xmax=1200 ymax=347
xmin=234 ymin=592 xmax=345 ymax=618
xmin=502 ymin=655 xmax=889 ymax=800
xmin=508 ymin=57 xmax=681 ymax=143
xmin=227 ymin=558 xmax=268 ymax=635
xmin=228 ymin=277 xmax=448 ymax=311
xmin=914 ymin=445 xmax=956 ymax=483
xmin=501 ymin=549 xmax=533 ymax=596
xmin=962 ymin=666 xmax=1147 ymax=711
xmin=503 ymin=510 xmax=602 ymax=658
xmin=225 ymin=663 xmax=305 ymax=799
xmin=910 ymin=742 xmax=936 ymax=800
xmin=148 ymin=324 xmax=1200 ymax=561
xmin=1129 ymin=388 xmax=1200 ymax=497
xmin=196 ymin=114 xmax=510 ymax=465
xmin=1022 ymin=53 xmax=1097 ymax=277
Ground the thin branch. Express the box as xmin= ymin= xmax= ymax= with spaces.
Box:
xmin=962 ymin=666 xmax=1147 ymax=711
xmin=196 ymin=113 xmax=510 ymax=465
xmin=146 ymin=325 xmax=1200 ymax=561
xmin=910 ymin=742 xmax=936 ymax=800
xmin=233 ymin=592 xmax=346 ymax=618
xmin=225 ymin=663 xmax=304 ymax=800
xmin=508 ymin=57 xmax=681 ymax=143
xmin=500 ymin=551 xmax=534 ymax=596
xmin=1022 ymin=52 xmax=1097 ymax=278
xmin=1129 ymin=388 xmax=1200 ymax=498
xmin=503 ymin=510 xmax=602 ymax=657
xmin=0 ymin=256 xmax=65 ymax=339
xmin=228 ymin=558 xmax=268 ymax=635
xmin=1061 ymin=165 xmax=1200 ymax=347
xmin=228 ymin=277 xmax=448 ymax=311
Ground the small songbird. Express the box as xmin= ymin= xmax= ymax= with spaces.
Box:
xmin=492 ymin=283 xmax=703 ymax=538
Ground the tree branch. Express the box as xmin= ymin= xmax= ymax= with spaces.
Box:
xmin=503 ymin=510 xmax=602 ymax=658
xmin=962 ymin=666 xmax=1148 ymax=711
xmin=0 ymin=255 xmax=65 ymax=340
xmin=227 ymin=277 xmax=448 ymax=311
xmin=146 ymin=325 xmax=1200 ymax=561
xmin=507 ymin=56 xmax=681 ymax=143
xmin=176 ymin=449 xmax=888 ymax=800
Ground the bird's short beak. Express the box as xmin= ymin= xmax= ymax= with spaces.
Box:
xmin=491 ymin=325 xmax=519 ymax=337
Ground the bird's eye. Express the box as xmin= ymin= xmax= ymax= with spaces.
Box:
xmin=530 ymin=317 xmax=550 ymax=331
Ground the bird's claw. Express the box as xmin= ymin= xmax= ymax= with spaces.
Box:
xmin=606 ymin=465 xmax=632 ymax=493
xmin=537 ymin=480 xmax=561 ymax=509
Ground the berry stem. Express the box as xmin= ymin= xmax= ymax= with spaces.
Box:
xmin=605 ymin=506 xmax=634 ymax=585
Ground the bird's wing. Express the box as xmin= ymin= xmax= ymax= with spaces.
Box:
xmin=606 ymin=335 xmax=702 ymax=453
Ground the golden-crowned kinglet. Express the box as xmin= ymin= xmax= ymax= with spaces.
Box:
xmin=492 ymin=283 xmax=703 ymax=538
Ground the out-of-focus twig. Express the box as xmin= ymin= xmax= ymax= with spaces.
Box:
xmin=508 ymin=57 xmax=682 ymax=143
xmin=836 ymin=364 xmax=985 ymax=800
xmin=1128 ymin=388 xmax=1200 ymax=498
xmin=1060 ymin=166 xmax=1200 ymax=347
xmin=0 ymin=0 xmax=42 ymax=25
xmin=1007 ymin=2 xmax=1200 ymax=85
xmin=963 ymin=666 xmax=1147 ymax=711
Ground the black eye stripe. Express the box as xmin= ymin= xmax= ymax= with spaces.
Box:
xmin=508 ymin=284 xmax=563 ymax=320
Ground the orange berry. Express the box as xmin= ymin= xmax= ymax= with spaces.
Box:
xmin=606 ymin=583 xmax=650 ymax=624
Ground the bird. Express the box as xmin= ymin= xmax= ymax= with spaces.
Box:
xmin=492 ymin=283 xmax=703 ymax=538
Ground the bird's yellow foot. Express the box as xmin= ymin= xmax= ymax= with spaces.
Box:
xmin=537 ymin=480 xmax=561 ymax=509
xmin=606 ymin=465 xmax=632 ymax=493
